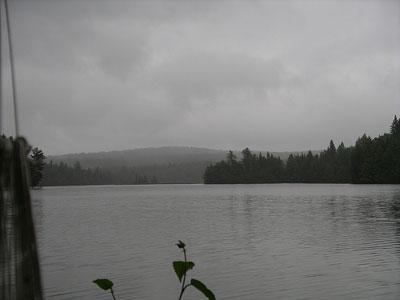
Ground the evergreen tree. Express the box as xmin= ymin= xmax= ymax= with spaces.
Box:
xmin=391 ymin=115 xmax=400 ymax=136
xmin=29 ymin=147 xmax=46 ymax=187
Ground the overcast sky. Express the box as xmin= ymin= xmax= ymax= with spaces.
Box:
xmin=1 ymin=0 xmax=399 ymax=155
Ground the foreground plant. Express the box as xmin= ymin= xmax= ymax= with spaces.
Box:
xmin=93 ymin=278 xmax=116 ymax=300
xmin=173 ymin=240 xmax=215 ymax=300
xmin=93 ymin=240 xmax=215 ymax=300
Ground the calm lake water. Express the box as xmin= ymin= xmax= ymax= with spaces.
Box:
xmin=32 ymin=184 xmax=400 ymax=300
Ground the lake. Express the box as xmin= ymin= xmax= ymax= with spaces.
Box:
xmin=31 ymin=184 xmax=400 ymax=299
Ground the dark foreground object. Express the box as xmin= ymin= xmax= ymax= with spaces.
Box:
xmin=0 ymin=136 xmax=43 ymax=300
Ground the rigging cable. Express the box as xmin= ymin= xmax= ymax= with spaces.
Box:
xmin=0 ymin=0 xmax=2 ymax=133
xmin=4 ymin=0 xmax=19 ymax=136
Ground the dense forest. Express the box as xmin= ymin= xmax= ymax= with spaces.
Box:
xmin=204 ymin=116 xmax=400 ymax=184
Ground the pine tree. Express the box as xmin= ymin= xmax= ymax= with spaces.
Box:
xmin=327 ymin=140 xmax=336 ymax=156
xmin=29 ymin=147 xmax=46 ymax=187
xmin=391 ymin=115 xmax=400 ymax=136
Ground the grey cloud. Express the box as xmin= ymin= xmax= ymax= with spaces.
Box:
xmin=0 ymin=0 xmax=398 ymax=154
xmin=146 ymin=52 xmax=295 ymax=107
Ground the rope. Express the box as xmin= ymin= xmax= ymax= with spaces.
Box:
xmin=4 ymin=0 xmax=19 ymax=136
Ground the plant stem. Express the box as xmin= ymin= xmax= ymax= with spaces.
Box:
xmin=110 ymin=288 xmax=116 ymax=300
xmin=178 ymin=248 xmax=188 ymax=300
xmin=179 ymin=284 xmax=192 ymax=300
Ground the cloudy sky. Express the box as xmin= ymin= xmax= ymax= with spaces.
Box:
xmin=1 ymin=0 xmax=399 ymax=155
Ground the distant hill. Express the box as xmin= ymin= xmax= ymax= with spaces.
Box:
xmin=45 ymin=147 xmax=319 ymax=184
xmin=48 ymin=147 xmax=227 ymax=168
xmin=48 ymin=146 xmax=317 ymax=168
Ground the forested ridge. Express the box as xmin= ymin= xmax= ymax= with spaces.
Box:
xmin=41 ymin=147 xmax=224 ymax=185
xmin=40 ymin=148 xmax=309 ymax=186
xmin=204 ymin=116 xmax=400 ymax=184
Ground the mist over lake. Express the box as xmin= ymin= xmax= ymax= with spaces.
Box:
xmin=32 ymin=184 xmax=400 ymax=300
xmin=1 ymin=1 xmax=399 ymax=299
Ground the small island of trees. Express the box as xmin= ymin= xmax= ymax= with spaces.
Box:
xmin=203 ymin=115 xmax=400 ymax=184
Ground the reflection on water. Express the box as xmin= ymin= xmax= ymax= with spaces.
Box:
xmin=32 ymin=184 xmax=400 ymax=300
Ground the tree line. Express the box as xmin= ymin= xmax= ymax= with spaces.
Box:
xmin=41 ymin=161 xmax=158 ymax=186
xmin=204 ymin=115 xmax=400 ymax=184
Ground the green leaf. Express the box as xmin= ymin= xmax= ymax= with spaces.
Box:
xmin=93 ymin=278 xmax=114 ymax=291
xmin=176 ymin=240 xmax=186 ymax=249
xmin=191 ymin=278 xmax=216 ymax=300
xmin=172 ymin=261 xmax=195 ymax=282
